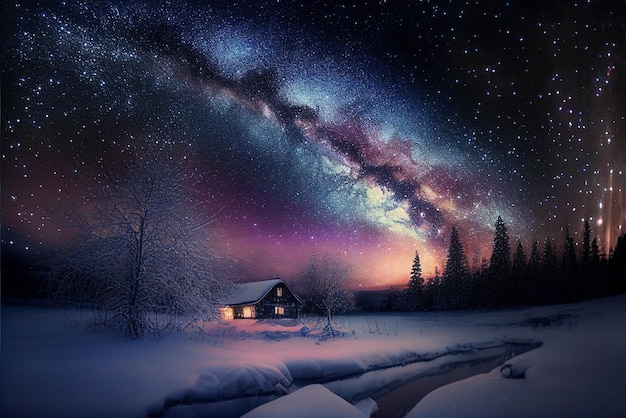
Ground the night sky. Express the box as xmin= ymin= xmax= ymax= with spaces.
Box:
xmin=2 ymin=1 xmax=625 ymax=288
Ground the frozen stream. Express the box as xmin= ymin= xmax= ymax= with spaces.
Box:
xmin=371 ymin=343 xmax=540 ymax=418
xmin=160 ymin=342 xmax=541 ymax=418
xmin=13 ymin=299 xmax=626 ymax=418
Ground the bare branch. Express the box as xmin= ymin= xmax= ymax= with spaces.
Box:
xmin=48 ymin=147 xmax=224 ymax=339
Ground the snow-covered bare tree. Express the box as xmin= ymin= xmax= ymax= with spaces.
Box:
xmin=301 ymin=254 xmax=353 ymax=337
xmin=49 ymin=147 xmax=223 ymax=339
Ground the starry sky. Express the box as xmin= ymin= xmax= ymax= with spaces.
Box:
xmin=2 ymin=1 xmax=625 ymax=288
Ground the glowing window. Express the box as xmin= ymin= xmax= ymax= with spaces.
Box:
xmin=243 ymin=306 xmax=255 ymax=318
xmin=277 ymin=287 xmax=283 ymax=297
xmin=220 ymin=307 xmax=233 ymax=320
xmin=274 ymin=306 xmax=285 ymax=315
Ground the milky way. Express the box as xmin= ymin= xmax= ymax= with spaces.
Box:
xmin=2 ymin=1 xmax=625 ymax=287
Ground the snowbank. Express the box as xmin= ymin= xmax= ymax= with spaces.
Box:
xmin=2 ymin=295 xmax=626 ymax=417
xmin=406 ymin=296 xmax=626 ymax=418
xmin=163 ymin=360 xmax=292 ymax=407
xmin=240 ymin=384 xmax=371 ymax=418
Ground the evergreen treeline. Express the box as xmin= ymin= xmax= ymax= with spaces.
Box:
xmin=401 ymin=217 xmax=626 ymax=312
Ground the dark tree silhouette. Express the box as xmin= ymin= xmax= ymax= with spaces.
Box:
xmin=590 ymin=237 xmax=607 ymax=296
xmin=591 ymin=237 xmax=601 ymax=270
xmin=442 ymin=226 xmax=471 ymax=309
xmin=511 ymin=240 xmax=528 ymax=305
xmin=542 ymin=239 xmax=558 ymax=304
xmin=429 ymin=266 xmax=445 ymax=311
xmin=527 ymin=239 xmax=542 ymax=304
xmin=355 ymin=218 xmax=626 ymax=313
xmin=407 ymin=251 xmax=425 ymax=311
xmin=487 ymin=216 xmax=511 ymax=306
xmin=608 ymin=234 xmax=626 ymax=294
xmin=561 ymin=228 xmax=578 ymax=301
xmin=582 ymin=220 xmax=592 ymax=272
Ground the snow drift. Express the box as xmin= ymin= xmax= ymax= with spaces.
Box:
xmin=3 ymin=295 xmax=626 ymax=417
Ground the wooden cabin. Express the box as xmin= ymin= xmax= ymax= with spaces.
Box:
xmin=220 ymin=278 xmax=302 ymax=320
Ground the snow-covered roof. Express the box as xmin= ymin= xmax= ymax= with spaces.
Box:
xmin=223 ymin=278 xmax=298 ymax=306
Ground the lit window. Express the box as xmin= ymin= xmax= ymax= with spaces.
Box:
xmin=243 ymin=306 xmax=255 ymax=318
xmin=277 ymin=287 xmax=283 ymax=297
xmin=220 ymin=307 xmax=233 ymax=320
xmin=274 ymin=306 xmax=285 ymax=315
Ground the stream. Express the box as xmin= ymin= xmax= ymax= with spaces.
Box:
xmin=371 ymin=343 xmax=540 ymax=418
xmin=156 ymin=342 xmax=540 ymax=417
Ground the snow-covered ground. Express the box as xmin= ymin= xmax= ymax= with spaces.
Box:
xmin=406 ymin=295 xmax=626 ymax=418
xmin=2 ymin=295 xmax=626 ymax=417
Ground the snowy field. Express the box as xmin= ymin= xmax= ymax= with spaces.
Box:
xmin=2 ymin=295 xmax=626 ymax=417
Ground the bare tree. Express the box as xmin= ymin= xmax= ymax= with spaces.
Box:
xmin=49 ymin=147 xmax=223 ymax=339
xmin=301 ymin=254 xmax=353 ymax=338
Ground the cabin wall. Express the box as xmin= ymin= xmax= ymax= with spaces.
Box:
xmin=231 ymin=305 xmax=256 ymax=319
xmin=255 ymin=284 xmax=301 ymax=319
xmin=224 ymin=282 xmax=302 ymax=320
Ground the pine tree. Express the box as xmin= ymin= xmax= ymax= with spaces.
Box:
xmin=407 ymin=251 xmax=424 ymax=311
xmin=608 ymin=234 xmax=626 ymax=294
xmin=582 ymin=220 xmax=591 ymax=272
xmin=562 ymin=228 xmax=578 ymax=272
xmin=442 ymin=226 xmax=471 ymax=309
xmin=529 ymin=240 xmax=542 ymax=271
xmin=590 ymin=237 xmax=605 ymax=297
xmin=511 ymin=240 xmax=528 ymax=305
xmin=591 ymin=237 xmax=600 ymax=270
xmin=488 ymin=216 xmax=511 ymax=306
xmin=542 ymin=239 xmax=558 ymax=304
xmin=561 ymin=228 xmax=578 ymax=301
xmin=430 ymin=266 xmax=444 ymax=311
xmin=528 ymin=239 xmax=542 ymax=304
